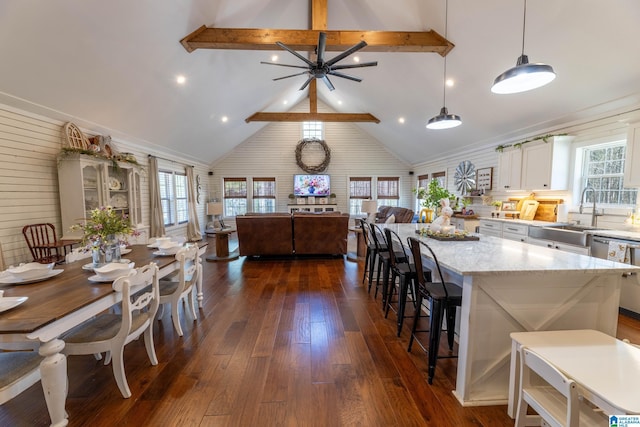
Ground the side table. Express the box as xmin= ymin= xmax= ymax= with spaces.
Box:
xmin=205 ymin=228 xmax=239 ymax=262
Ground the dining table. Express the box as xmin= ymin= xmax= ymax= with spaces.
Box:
xmin=0 ymin=241 xmax=208 ymax=427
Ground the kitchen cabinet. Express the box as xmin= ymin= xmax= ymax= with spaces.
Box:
xmin=501 ymin=222 xmax=529 ymax=242
xmin=527 ymin=237 xmax=590 ymax=255
xmin=520 ymin=136 xmax=572 ymax=190
xmin=497 ymin=148 xmax=522 ymax=190
xmin=450 ymin=216 xmax=479 ymax=233
xmin=478 ymin=219 xmax=503 ymax=238
xmin=624 ymin=122 xmax=640 ymax=186
xmin=58 ymin=154 xmax=147 ymax=241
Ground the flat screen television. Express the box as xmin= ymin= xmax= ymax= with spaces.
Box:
xmin=293 ymin=174 xmax=330 ymax=196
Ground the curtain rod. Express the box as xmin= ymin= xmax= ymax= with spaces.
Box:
xmin=147 ymin=154 xmax=194 ymax=168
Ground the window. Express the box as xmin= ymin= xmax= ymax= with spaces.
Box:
xmin=432 ymin=171 xmax=446 ymax=188
xmin=581 ymin=142 xmax=637 ymax=206
xmin=416 ymin=174 xmax=429 ymax=211
xmin=224 ymin=178 xmax=247 ymax=217
xmin=158 ymin=170 xmax=188 ymax=227
xmin=253 ymin=177 xmax=276 ymax=213
xmin=377 ymin=177 xmax=400 ymax=207
xmin=302 ymin=121 xmax=323 ymax=139
xmin=349 ymin=177 xmax=372 ymax=214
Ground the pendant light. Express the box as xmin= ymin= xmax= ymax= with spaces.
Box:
xmin=427 ymin=0 xmax=461 ymax=130
xmin=491 ymin=0 xmax=556 ymax=94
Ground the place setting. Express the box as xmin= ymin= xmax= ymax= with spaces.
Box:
xmin=87 ymin=261 xmax=136 ymax=283
xmin=0 ymin=262 xmax=64 ymax=286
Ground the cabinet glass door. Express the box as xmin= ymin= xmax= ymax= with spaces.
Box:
xmin=106 ymin=165 xmax=130 ymax=219
xmin=82 ymin=164 xmax=101 ymax=215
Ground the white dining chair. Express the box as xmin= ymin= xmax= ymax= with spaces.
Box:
xmin=158 ymin=245 xmax=200 ymax=336
xmin=515 ymin=347 xmax=607 ymax=427
xmin=61 ymin=262 xmax=160 ymax=398
xmin=0 ymin=350 xmax=42 ymax=405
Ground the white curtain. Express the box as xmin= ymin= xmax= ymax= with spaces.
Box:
xmin=149 ymin=157 xmax=166 ymax=238
xmin=186 ymin=167 xmax=202 ymax=241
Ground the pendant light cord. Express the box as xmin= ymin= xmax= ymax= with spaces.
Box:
xmin=442 ymin=0 xmax=449 ymax=106
xmin=521 ymin=0 xmax=527 ymax=56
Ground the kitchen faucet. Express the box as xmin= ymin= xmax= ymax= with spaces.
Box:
xmin=579 ymin=185 xmax=601 ymax=227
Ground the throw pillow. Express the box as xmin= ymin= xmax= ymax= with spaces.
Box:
xmin=385 ymin=214 xmax=396 ymax=224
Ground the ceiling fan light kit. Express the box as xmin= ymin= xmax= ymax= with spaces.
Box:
xmin=491 ymin=0 xmax=556 ymax=94
xmin=426 ymin=0 xmax=461 ymax=130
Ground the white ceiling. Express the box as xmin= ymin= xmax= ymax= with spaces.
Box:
xmin=1 ymin=0 xmax=639 ymax=166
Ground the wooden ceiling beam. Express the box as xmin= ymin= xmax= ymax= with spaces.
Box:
xmin=245 ymin=112 xmax=380 ymax=123
xmin=180 ymin=26 xmax=453 ymax=56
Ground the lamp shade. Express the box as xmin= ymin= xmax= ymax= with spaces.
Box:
xmin=491 ymin=55 xmax=556 ymax=94
xmin=206 ymin=202 xmax=223 ymax=216
xmin=426 ymin=107 xmax=462 ymax=130
xmin=361 ymin=200 xmax=378 ymax=214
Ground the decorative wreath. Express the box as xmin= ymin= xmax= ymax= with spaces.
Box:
xmin=295 ymin=138 xmax=331 ymax=173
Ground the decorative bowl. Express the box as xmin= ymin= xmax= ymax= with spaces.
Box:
xmin=7 ymin=262 xmax=55 ymax=280
xmin=94 ymin=262 xmax=135 ymax=281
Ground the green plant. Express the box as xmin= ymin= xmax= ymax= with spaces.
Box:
xmin=71 ymin=206 xmax=138 ymax=246
xmin=491 ymin=200 xmax=502 ymax=209
xmin=414 ymin=179 xmax=455 ymax=209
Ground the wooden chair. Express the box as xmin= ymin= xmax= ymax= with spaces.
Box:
xmin=22 ymin=223 xmax=68 ymax=264
xmin=515 ymin=346 xmax=607 ymax=427
xmin=61 ymin=263 xmax=160 ymax=398
xmin=406 ymin=237 xmax=462 ymax=384
xmin=0 ymin=351 xmax=42 ymax=406
xmin=158 ymin=245 xmax=201 ymax=336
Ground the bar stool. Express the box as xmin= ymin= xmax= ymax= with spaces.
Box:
xmin=357 ymin=219 xmax=377 ymax=289
xmin=406 ymin=237 xmax=462 ymax=384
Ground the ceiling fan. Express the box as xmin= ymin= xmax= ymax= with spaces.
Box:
xmin=261 ymin=32 xmax=378 ymax=91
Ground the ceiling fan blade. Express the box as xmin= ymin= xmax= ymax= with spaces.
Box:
xmin=321 ymin=75 xmax=335 ymax=91
xmin=324 ymin=40 xmax=368 ymax=67
xmin=273 ymin=71 xmax=310 ymax=81
xmin=317 ymin=32 xmax=327 ymax=64
xmin=299 ymin=76 xmax=315 ymax=91
xmin=260 ymin=61 xmax=310 ymax=70
xmin=328 ymin=71 xmax=362 ymax=82
xmin=330 ymin=61 xmax=378 ymax=70
xmin=276 ymin=41 xmax=315 ymax=67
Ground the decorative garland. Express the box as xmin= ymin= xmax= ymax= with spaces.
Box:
xmin=495 ymin=133 xmax=568 ymax=152
xmin=295 ymin=138 xmax=331 ymax=173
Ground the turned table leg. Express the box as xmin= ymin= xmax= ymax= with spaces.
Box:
xmin=38 ymin=338 xmax=69 ymax=427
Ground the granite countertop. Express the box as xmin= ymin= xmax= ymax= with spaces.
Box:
xmin=392 ymin=223 xmax=640 ymax=276
xmin=478 ymin=217 xmax=557 ymax=227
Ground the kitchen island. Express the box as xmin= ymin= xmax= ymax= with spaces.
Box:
xmin=389 ymin=223 xmax=640 ymax=408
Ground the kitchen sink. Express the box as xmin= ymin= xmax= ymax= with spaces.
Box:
xmin=528 ymin=223 xmax=607 ymax=247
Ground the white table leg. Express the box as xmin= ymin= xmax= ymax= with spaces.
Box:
xmin=197 ymin=262 xmax=203 ymax=308
xmin=38 ymin=338 xmax=69 ymax=427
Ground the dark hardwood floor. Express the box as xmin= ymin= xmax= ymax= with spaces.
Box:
xmin=2 ymin=235 xmax=640 ymax=426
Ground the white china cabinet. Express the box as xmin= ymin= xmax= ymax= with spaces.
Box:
xmin=57 ymin=154 xmax=147 ymax=242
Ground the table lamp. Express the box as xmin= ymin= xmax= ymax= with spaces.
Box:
xmin=206 ymin=202 xmax=226 ymax=229
xmin=361 ymin=200 xmax=378 ymax=223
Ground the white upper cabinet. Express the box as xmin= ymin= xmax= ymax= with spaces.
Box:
xmin=497 ymin=148 xmax=522 ymax=190
xmin=520 ymin=136 xmax=573 ymax=191
xmin=624 ymin=122 xmax=640 ymax=187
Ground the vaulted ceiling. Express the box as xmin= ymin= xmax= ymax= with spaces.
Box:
xmin=1 ymin=0 xmax=639 ymax=166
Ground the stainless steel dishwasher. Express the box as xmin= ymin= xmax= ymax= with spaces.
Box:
xmin=590 ymin=235 xmax=640 ymax=316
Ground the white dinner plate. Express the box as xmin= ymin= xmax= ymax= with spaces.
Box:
xmin=0 ymin=296 xmax=28 ymax=313
xmin=0 ymin=269 xmax=63 ymax=285
xmin=152 ymin=250 xmax=179 ymax=257
xmin=82 ymin=259 xmax=131 ymax=271
xmin=87 ymin=274 xmax=117 ymax=283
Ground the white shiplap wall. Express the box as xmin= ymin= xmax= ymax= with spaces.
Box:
xmin=209 ymin=99 xmax=413 ymax=221
xmin=0 ymin=104 xmax=211 ymax=267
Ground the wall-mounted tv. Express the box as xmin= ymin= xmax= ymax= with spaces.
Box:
xmin=293 ymin=174 xmax=330 ymax=196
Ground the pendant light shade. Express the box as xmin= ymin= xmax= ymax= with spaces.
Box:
xmin=426 ymin=0 xmax=461 ymax=130
xmin=491 ymin=0 xmax=556 ymax=94
xmin=426 ymin=107 xmax=462 ymax=130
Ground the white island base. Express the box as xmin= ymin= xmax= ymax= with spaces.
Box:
xmin=390 ymin=223 xmax=635 ymax=408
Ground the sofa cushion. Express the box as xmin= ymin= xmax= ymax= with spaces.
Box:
xmin=375 ymin=206 xmax=414 ymax=223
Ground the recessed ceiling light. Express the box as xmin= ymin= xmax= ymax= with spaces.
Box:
xmin=283 ymin=100 xmax=288 ymax=105
xmin=271 ymin=55 xmax=278 ymax=62
xmin=221 ymin=116 xmax=228 ymax=123
xmin=398 ymin=117 xmax=405 ymax=124
xmin=446 ymin=79 xmax=454 ymax=87
xmin=353 ymin=56 xmax=360 ymax=63
xmin=176 ymin=75 xmax=186 ymax=85
xmin=337 ymin=100 xmax=343 ymax=105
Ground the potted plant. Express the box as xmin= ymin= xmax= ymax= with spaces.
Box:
xmin=414 ymin=179 xmax=455 ymax=222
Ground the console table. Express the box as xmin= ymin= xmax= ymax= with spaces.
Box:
xmin=205 ymin=228 xmax=239 ymax=261
xmin=287 ymin=204 xmax=338 ymax=213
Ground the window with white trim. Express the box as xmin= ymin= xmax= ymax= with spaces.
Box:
xmin=302 ymin=121 xmax=323 ymax=139
xmin=158 ymin=170 xmax=188 ymax=227
xmin=581 ymin=141 xmax=637 ymax=206
xmin=252 ymin=177 xmax=276 ymax=213
xmin=377 ymin=177 xmax=400 ymax=207
xmin=224 ymin=178 xmax=247 ymax=216
xmin=349 ymin=177 xmax=372 ymax=215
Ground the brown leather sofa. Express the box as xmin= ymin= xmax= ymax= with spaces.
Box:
xmin=375 ymin=206 xmax=415 ymax=223
xmin=236 ymin=212 xmax=350 ymax=257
